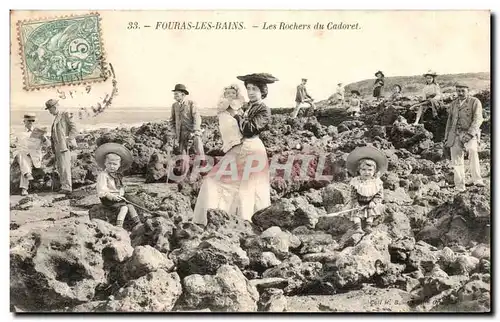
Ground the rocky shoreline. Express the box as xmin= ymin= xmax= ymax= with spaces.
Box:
xmin=10 ymin=92 xmax=491 ymax=312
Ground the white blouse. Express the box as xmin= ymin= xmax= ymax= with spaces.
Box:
xmin=422 ymin=83 xmax=442 ymax=100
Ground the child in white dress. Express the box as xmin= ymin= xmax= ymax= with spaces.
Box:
xmin=345 ymin=146 xmax=388 ymax=233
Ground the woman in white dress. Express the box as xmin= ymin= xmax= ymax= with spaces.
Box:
xmin=193 ymin=73 xmax=278 ymax=226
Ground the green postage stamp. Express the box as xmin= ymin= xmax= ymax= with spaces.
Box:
xmin=17 ymin=13 xmax=107 ymax=90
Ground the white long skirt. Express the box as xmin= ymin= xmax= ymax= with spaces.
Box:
xmin=193 ymin=137 xmax=271 ymax=226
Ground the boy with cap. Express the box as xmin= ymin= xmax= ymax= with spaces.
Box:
xmin=11 ymin=113 xmax=49 ymax=196
xmin=45 ymin=99 xmax=78 ymax=194
xmin=444 ymin=83 xmax=485 ymax=192
xmin=170 ymin=84 xmax=205 ymax=173
xmin=95 ymin=142 xmax=154 ymax=231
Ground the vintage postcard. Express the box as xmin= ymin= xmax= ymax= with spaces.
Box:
xmin=9 ymin=10 xmax=491 ymax=313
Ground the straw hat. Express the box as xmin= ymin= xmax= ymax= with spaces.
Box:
xmin=423 ymin=70 xmax=438 ymax=77
xmin=346 ymin=146 xmax=388 ymax=176
xmin=95 ymin=143 xmax=133 ymax=170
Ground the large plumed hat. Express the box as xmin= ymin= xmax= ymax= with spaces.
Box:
xmin=95 ymin=143 xmax=133 ymax=170
xmin=346 ymin=146 xmax=388 ymax=176
xmin=237 ymin=73 xmax=279 ymax=84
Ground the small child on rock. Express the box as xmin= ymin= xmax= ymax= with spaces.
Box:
xmin=95 ymin=142 xmax=153 ymax=231
xmin=347 ymin=90 xmax=361 ymax=117
xmin=345 ymin=146 xmax=388 ymax=233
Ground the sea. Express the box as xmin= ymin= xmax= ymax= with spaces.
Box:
xmin=9 ymin=107 xmax=219 ymax=136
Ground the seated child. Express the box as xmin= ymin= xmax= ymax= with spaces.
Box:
xmin=95 ymin=143 xmax=153 ymax=231
xmin=345 ymin=146 xmax=388 ymax=233
xmin=389 ymin=84 xmax=403 ymax=101
xmin=346 ymin=90 xmax=361 ymax=117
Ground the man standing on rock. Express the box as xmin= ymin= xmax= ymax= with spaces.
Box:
xmin=291 ymin=78 xmax=316 ymax=118
xmin=444 ymin=83 xmax=485 ymax=192
xmin=170 ymin=84 xmax=205 ymax=172
xmin=45 ymin=99 xmax=78 ymax=194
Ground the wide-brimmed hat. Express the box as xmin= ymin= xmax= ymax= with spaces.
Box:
xmin=346 ymin=146 xmax=388 ymax=176
xmin=172 ymin=84 xmax=189 ymax=95
xmin=301 ymin=78 xmax=308 ymax=81
xmin=375 ymin=71 xmax=385 ymax=78
xmin=237 ymin=73 xmax=279 ymax=84
xmin=455 ymin=82 xmax=469 ymax=89
xmin=423 ymin=70 xmax=438 ymax=77
xmin=45 ymin=99 xmax=59 ymax=110
xmin=393 ymin=84 xmax=402 ymax=91
xmin=351 ymin=90 xmax=361 ymax=96
xmin=24 ymin=113 xmax=36 ymax=121
xmin=95 ymin=143 xmax=133 ymax=170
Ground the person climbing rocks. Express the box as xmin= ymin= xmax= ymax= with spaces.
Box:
xmin=291 ymin=78 xmax=316 ymax=118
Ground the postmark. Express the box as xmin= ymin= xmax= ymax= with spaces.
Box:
xmin=17 ymin=13 xmax=107 ymax=90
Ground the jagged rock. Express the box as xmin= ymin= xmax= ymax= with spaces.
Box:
xmin=389 ymin=236 xmax=416 ymax=263
xmin=302 ymin=252 xmax=337 ymax=263
xmin=106 ymin=270 xmax=182 ymax=312
xmin=471 ymin=244 xmax=490 ymax=260
xmin=262 ymin=255 xmax=322 ymax=295
xmin=121 ymin=245 xmax=175 ymax=282
xmin=181 ymin=265 xmax=259 ymax=312
xmin=321 ymin=183 xmax=351 ymax=213
xmin=315 ymin=215 xmax=354 ymax=238
xmin=407 ymin=241 xmax=440 ymax=272
xmin=258 ymin=288 xmax=287 ymax=312
xmin=249 ymin=277 xmax=289 ymax=292
xmin=173 ymin=236 xmax=249 ymax=277
xmin=252 ymin=197 xmax=319 ymax=231
xmin=291 ymin=226 xmax=338 ymax=254
xmin=72 ymin=195 xmax=100 ymax=209
xmin=449 ymin=255 xmax=480 ymax=276
xmin=373 ymin=263 xmax=406 ymax=287
xmin=10 ymin=217 xmax=133 ymax=311
xmin=130 ymin=216 xmax=175 ymax=252
xmin=323 ymin=230 xmax=392 ymax=289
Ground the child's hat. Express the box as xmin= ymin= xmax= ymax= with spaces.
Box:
xmin=346 ymin=145 xmax=388 ymax=176
xmin=95 ymin=142 xmax=133 ymax=170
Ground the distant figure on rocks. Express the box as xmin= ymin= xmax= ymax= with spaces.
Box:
xmin=412 ymin=70 xmax=443 ymax=124
xmin=444 ymin=83 xmax=485 ymax=192
xmin=11 ymin=113 xmax=49 ymax=196
xmin=45 ymin=99 xmax=78 ymax=194
xmin=170 ymin=84 xmax=205 ymax=172
xmin=347 ymin=90 xmax=361 ymax=117
xmin=389 ymin=84 xmax=403 ymax=101
xmin=291 ymin=78 xmax=316 ymax=118
xmin=193 ymin=73 xmax=278 ymax=226
xmin=373 ymin=71 xmax=385 ymax=99
xmin=335 ymin=83 xmax=345 ymax=105
xmin=216 ymin=84 xmax=245 ymax=153
xmin=345 ymin=146 xmax=388 ymax=233
xmin=95 ymin=142 xmax=154 ymax=231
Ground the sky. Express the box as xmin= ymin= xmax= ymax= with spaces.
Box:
xmin=10 ymin=10 xmax=490 ymax=114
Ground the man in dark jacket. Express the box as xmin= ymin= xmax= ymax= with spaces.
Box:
xmin=291 ymin=78 xmax=316 ymax=117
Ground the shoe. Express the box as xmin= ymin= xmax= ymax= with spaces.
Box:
xmin=25 ymin=173 xmax=34 ymax=181
xmin=20 ymin=189 xmax=28 ymax=196
xmin=59 ymin=189 xmax=72 ymax=195
xmin=456 ymin=187 xmax=466 ymax=193
xmin=474 ymin=181 xmax=486 ymax=187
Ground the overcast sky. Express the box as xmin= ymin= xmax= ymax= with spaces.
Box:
xmin=11 ymin=10 xmax=490 ymax=112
